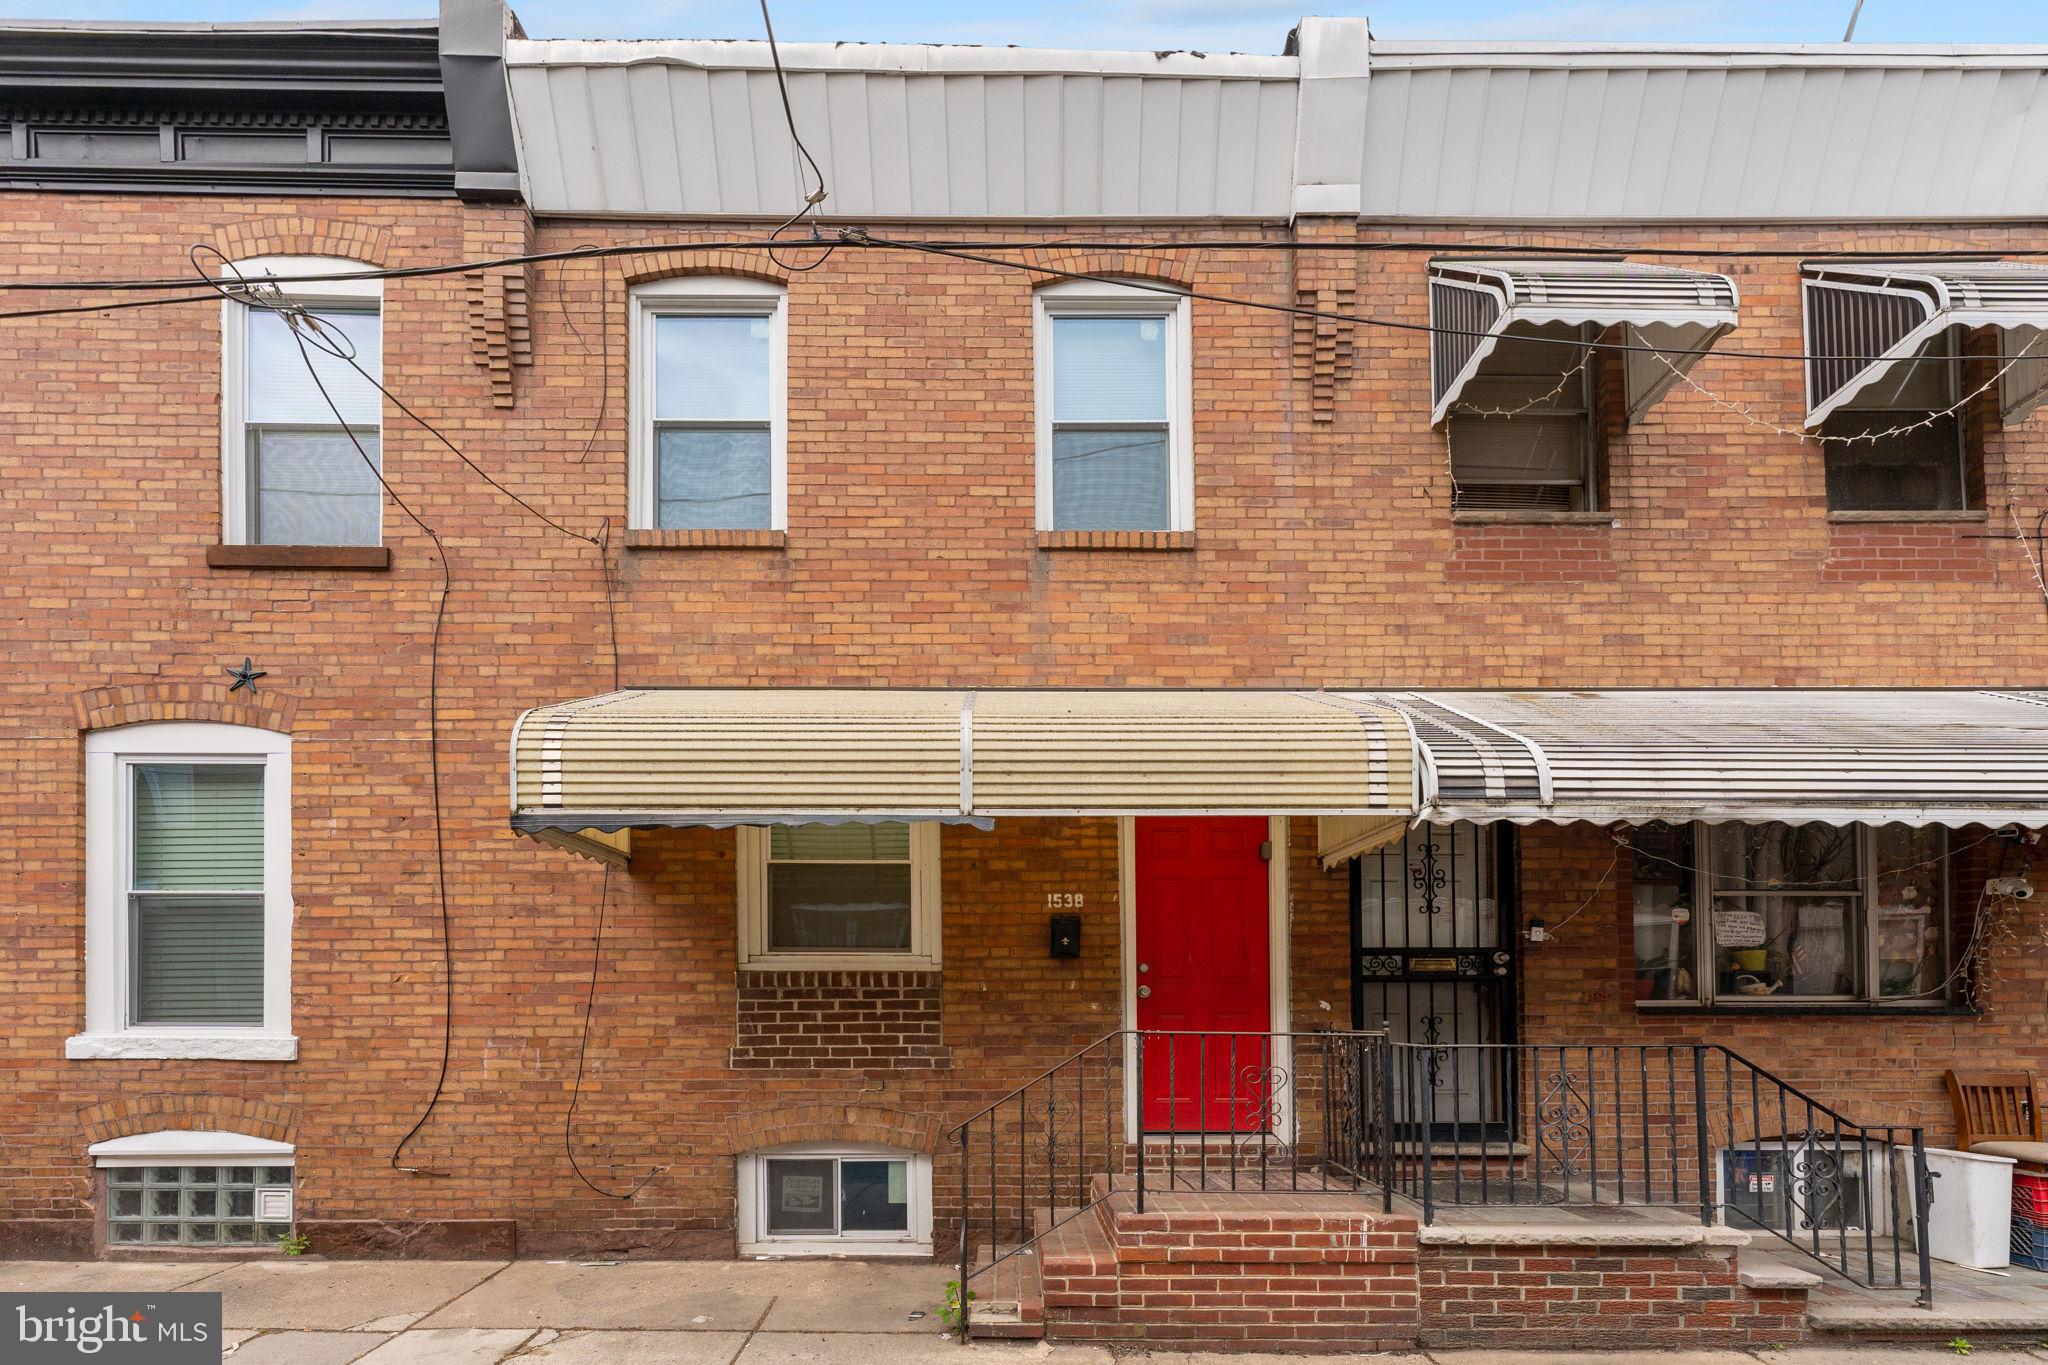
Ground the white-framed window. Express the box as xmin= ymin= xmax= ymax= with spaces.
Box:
xmin=69 ymin=722 xmax=295 ymax=1061
xmin=1034 ymin=279 xmax=1193 ymax=532
xmin=90 ymin=1130 xmax=295 ymax=1249
xmin=220 ymin=256 xmax=384 ymax=547
xmin=736 ymin=822 xmax=941 ymax=970
xmin=737 ymin=1144 xmax=933 ymax=1257
xmin=629 ymin=276 xmax=788 ymax=531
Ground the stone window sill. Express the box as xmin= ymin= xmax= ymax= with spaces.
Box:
xmin=1036 ymin=530 xmax=1196 ymax=551
xmin=1634 ymin=1002 xmax=1974 ymax=1018
xmin=207 ymin=545 xmax=389 ymax=570
xmin=624 ymin=528 xmax=788 ymax=550
xmin=1450 ymin=510 xmax=1616 ymax=527
xmin=66 ymin=1032 xmax=299 ymax=1061
xmin=1826 ymin=509 xmax=1989 ymax=524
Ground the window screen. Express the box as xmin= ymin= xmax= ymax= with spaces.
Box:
xmin=1049 ymin=314 xmax=1172 ymax=530
xmin=652 ymin=313 xmax=774 ymax=530
xmin=106 ymin=1165 xmax=293 ymax=1247
xmin=1446 ymin=335 xmax=1592 ymax=511
xmin=767 ymin=823 xmax=913 ymax=952
xmin=1820 ymin=333 xmax=1968 ymax=512
xmin=129 ymin=764 xmax=265 ymax=1026
xmin=244 ymin=305 xmax=381 ymax=545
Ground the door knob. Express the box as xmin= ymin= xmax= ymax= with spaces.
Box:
xmin=1137 ymin=985 xmax=1151 ymax=999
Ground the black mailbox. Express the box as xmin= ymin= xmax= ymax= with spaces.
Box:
xmin=1049 ymin=914 xmax=1081 ymax=959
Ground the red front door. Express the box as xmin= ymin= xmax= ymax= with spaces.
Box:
xmin=1134 ymin=816 xmax=1272 ymax=1132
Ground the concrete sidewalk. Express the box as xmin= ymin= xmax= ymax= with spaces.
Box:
xmin=3 ymin=1258 xmax=2045 ymax=1363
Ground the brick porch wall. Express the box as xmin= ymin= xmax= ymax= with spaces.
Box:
xmin=1418 ymin=1240 xmax=1806 ymax=1349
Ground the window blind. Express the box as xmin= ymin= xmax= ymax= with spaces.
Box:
xmin=771 ymin=823 xmax=911 ymax=861
xmin=1051 ymin=317 xmax=1167 ymax=422
xmin=654 ymin=314 xmax=772 ymax=421
xmin=131 ymin=896 xmax=265 ymax=1024
xmin=129 ymin=764 xmax=265 ymax=1026
xmin=655 ymin=428 xmax=772 ymax=530
xmin=132 ymin=765 xmax=263 ymax=890
xmin=1050 ymin=430 xmax=1170 ymax=530
xmin=253 ymin=430 xmax=382 ymax=546
xmin=246 ymin=308 xmax=381 ymax=426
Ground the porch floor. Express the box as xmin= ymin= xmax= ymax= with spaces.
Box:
xmin=1742 ymin=1242 xmax=2048 ymax=1336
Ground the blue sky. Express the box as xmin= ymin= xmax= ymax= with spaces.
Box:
xmin=9 ymin=0 xmax=2047 ymax=48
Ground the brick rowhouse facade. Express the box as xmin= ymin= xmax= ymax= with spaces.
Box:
xmin=5 ymin=9 xmax=2048 ymax=1352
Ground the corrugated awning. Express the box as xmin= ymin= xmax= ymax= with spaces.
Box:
xmin=1804 ymin=261 xmax=2048 ymax=425
xmin=512 ymin=689 xmax=1414 ymax=861
xmin=1428 ymin=259 xmax=1740 ymax=426
xmin=1376 ymin=689 xmax=2048 ymax=829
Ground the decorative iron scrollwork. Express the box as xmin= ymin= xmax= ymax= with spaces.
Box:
xmin=1536 ymin=1068 xmax=1592 ymax=1177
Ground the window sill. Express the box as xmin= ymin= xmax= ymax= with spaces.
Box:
xmin=738 ymin=1240 xmax=933 ymax=1259
xmin=1450 ymin=510 xmax=1616 ymax=527
xmin=207 ymin=545 xmax=389 ymax=570
xmin=1036 ymin=529 xmax=1196 ymax=551
xmin=1634 ymin=1002 xmax=1974 ymax=1018
xmin=66 ymin=1032 xmax=299 ymax=1061
xmin=625 ymin=528 xmax=787 ymax=550
xmin=739 ymin=955 xmax=939 ymax=973
xmin=1826 ymin=509 xmax=1989 ymax=524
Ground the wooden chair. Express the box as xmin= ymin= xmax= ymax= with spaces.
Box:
xmin=1946 ymin=1069 xmax=2048 ymax=1167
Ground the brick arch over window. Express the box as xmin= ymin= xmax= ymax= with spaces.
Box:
xmin=1021 ymin=246 xmax=1195 ymax=289
xmin=725 ymin=1104 xmax=943 ymax=1156
xmin=622 ymin=250 xmax=791 ymax=288
xmin=72 ymin=683 xmax=297 ymax=735
xmin=77 ymin=1094 xmax=301 ymax=1147
xmin=211 ymin=218 xmax=392 ymax=269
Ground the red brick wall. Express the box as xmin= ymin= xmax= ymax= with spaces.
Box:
xmin=1 ymin=191 xmax=2045 ymax=1257
xmin=1419 ymin=1241 xmax=1806 ymax=1349
xmin=730 ymin=971 xmax=946 ymax=1069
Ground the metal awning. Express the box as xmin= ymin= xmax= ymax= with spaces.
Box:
xmin=1428 ymin=259 xmax=1740 ymax=426
xmin=511 ymin=689 xmax=1413 ymax=862
xmin=1370 ymin=689 xmax=2048 ymax=829
xmin=1803 ymin=261 xmax=2048 ymax=425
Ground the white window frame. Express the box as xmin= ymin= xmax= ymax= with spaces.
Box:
xmin=736 ymin=823 xmax=941 ymax=971
xmin=737 ymin=1143 xmax=933 ymax=1257
xmin=1033 ymin=279 xmax=1194 ymax=533
xmin=219 ymin=255 xmax=384 ymax=547
xmin=69 ymin=722 xmax=296 ymax=1061
xmin=628 ymin=276 xmax=789 ymax=532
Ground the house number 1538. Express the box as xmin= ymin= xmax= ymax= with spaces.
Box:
xmin=1045 ymin=892 xmax=1084 ymax=909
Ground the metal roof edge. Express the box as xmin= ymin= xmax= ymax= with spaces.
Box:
xmin=504 ymin=36 xmax=1298 ymax=78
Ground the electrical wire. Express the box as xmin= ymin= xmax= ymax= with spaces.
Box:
xmin=565 ymin=862 xmax=668 ymax=1199
xmin=7 ymin=232 xmax=2047 ymax=366
xmin=754 ymin=0 xmax=837 ymax=275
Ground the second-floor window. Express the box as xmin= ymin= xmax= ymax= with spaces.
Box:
xmin=1035 ymin=280 xmax=1192 ymax=532
xmin=220 ymin=257 xmax=383 ymax=547
xmin=1820 ymin=330 xmax=1970 ymax=512
xmin=1445 ymin=332 xmax=1596 ymax=512
xmin=630 ymin=277 xmax=787 ymax=531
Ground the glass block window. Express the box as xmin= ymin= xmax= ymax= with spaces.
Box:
xmin=106 ymin=1165 xmax=293 ymax=1248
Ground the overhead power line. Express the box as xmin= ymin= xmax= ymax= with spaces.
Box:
xmin=9 ymin=231 xmax=2048 ymax=366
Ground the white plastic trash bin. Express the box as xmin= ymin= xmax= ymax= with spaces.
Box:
xmin=1918 ymin=1146 xmax=2015 ymax=1270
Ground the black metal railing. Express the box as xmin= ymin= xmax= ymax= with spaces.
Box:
xmin=950 ymin=1028 xmax=1384 ymax=1338
xmin=1385 ymin=1041 xmax=1933 ymax=1304
xmin=951 ymin=1032 xmax=1933 ymax=1339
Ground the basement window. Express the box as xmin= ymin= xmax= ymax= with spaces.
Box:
xmin=737 ymin=1145 xmax=932 ymax=1257
xmin=92 ymin=1130 xmax=295 ymax=1250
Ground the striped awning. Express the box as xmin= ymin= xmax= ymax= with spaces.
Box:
xmin=1428 ymin=259 xmax=1740 ymax=425
xmin=511 ymin=689 xmax=1413 ymax=862
xmin=1371 ymin=689 xmax=2048 ymax=829
xmin=1804 ymin=261 xmax=2048 ymax=425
